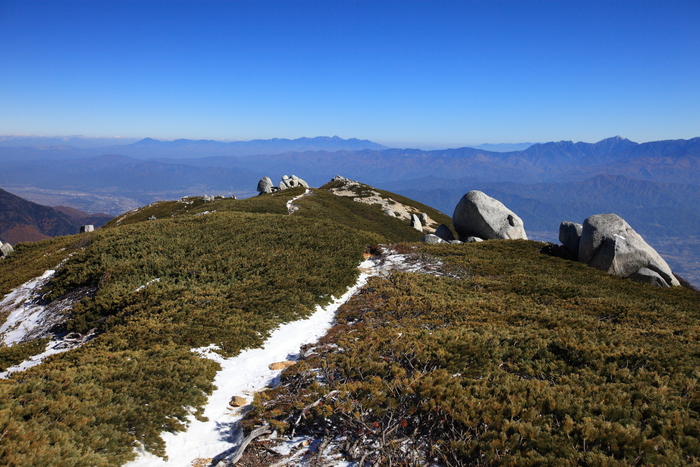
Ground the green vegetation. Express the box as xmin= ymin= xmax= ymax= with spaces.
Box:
xmin=0 ymin=234 xmax=91 ymax=295
xmin=0 ymin=337 xmax=49 ymax=372
xmin=0 ymin=189 xmax=406 ymax=466
xmin=246 ymin=240 xmax=700 ymax=466
xmin=3 ymin=183 xmax=699 ymax=466
xmin=320 ymin=178 xmax=453 ymax=229
xmin=104 ymin=188 xmax=303 ymax=228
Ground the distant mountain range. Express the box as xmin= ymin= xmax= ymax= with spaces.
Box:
xmin=1 ymin=135 xmax=698 ymax=214
xmin=470 ymin=142 xmax=535 ymax=152
xmin=0 ymin=135 xmax=387 ymax=160
xmin=0 ymin=189 xmax=111 ymax=244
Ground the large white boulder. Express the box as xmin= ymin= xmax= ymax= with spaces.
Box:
xmin=452 ymin=191 xmax=527 ymax=241
xmin=578 ymin=213 xmax=679 ymax=287
xmin=256 ymin=177 xmax=274 ymax=194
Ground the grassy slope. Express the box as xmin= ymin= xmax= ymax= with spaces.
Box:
xmin=0 ymin=188 xmax=419 ymax=466
xmin=246 ymin=240 xmax=700 ymax=466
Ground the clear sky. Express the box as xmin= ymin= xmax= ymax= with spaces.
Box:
xmin=1 ymin=0 xmax=698 ymax=148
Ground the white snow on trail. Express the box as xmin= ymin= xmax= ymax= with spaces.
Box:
xmin=286 ymin=189 xmax=311 ymax=214
xmin=126 ymin=258 xmax=375 ymax=467
xmin=125 ymin=245 xmax=448 ymax=466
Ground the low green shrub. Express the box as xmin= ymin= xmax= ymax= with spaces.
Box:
xmin=246 ymin=241 xmax=700 ymax=466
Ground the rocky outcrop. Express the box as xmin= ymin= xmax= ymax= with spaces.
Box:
xmin=410 ymin=214 xmax=423 ymax=232
xmin=578 ymin=214 xmax=679 ymax=287
xmin=80 ymin=225 xmax=94 ymax=233
xmin=452 ymin=191 xmax=527 ymax=241
xmin=327 ymin=176 xmax=439 ymax=233
xmin=257 ymin=175 xmax=309 ymax=195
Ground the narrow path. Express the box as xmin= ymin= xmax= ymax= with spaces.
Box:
xmin=125 ymin=257 xmax=376 ymax=467
xmin=286 ymin=189 xmax=311 ymax=214
xmin=125 ymin=245 xmax=448 ymax=466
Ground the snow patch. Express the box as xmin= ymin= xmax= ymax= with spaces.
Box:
xmin=135 ymin=278 xmax=161 ymax=292
xmin=0 ymin=269 xmax=56 ymax=346
xmin=0 ymin=330 xmax=97 ymax=378
xmin=286 ymin=189 xmax=311 ymax=214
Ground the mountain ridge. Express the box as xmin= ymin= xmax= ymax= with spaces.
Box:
xmin=1 ymin=181 xmax=698 ymax=466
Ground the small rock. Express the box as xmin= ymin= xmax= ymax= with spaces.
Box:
xmin=629 ymin=267 xmax=670 ymax=287
xmin=269 ymin=361 xmax=296 ymax=371
xmin=421 ymin=234 xmax=447 ymax=244
xmin=434 ymin=224 xmax=455 ymax=242
xmin=465 ymin=236 xmax=484 ymax=243
xmin=229 ymin=396 xmax=248 ymax=407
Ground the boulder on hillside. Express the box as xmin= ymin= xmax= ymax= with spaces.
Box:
xmin=410 ymin=213 xmax=423 ymax=232
xmin=0 ymin=242 xmax=13 ymax=257
xmin=434 ymin=224 xmax=455 ymax=242
xmin=257 ymin=177 xmax=274 ymax=194
xmin=80 ymin=225 xmax=95 ymax=233
xmin=452 ymin=191 xmax=527 ymax=241
xmin=559 ymin=221 xmax=582 ymax=260
xmin=578 ymin=213 xmax=679 ymax=287
xmin=421 ymin=234 xmax=447 ymax=244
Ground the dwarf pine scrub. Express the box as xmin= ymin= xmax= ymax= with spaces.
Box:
xmin=0 ymin=188 xmax=433 ymax=466
xmin=245 ymin=241 xmax=700 ymax=466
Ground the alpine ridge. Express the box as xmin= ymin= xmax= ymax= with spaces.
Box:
xmin=0 ymin=178 xmax=698 ymax=466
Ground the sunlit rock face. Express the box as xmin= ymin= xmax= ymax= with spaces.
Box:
xmin=452 ymin=190 xmax=527 ymax=241
xmin=579 ymin=213 xmax=680 ymax=287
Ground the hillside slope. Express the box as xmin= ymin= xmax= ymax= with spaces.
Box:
xmin=0 ymin=188 xmax=103 ymax=244
xmin=0 ymin=182 xmax=697 ymax=466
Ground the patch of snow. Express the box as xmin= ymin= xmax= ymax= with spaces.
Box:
xmin=0 ymin=330 xmax=97 ymax=379
xmin=0 ymin=269 xmax=56 ymax=346
xmin=1 ymin=260 xmax=97 ymax=379
xmin=135 ymin=278 xmax=161 ymax=292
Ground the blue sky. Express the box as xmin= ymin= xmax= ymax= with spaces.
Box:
xmin=0 ymin=0 xmax=698 ymax=148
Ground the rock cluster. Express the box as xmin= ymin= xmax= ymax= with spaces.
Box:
xmin=0 ymin=241 xmax=13 ymax=257
xmin=257 ymin=175 xmax=309 ymax=195
xmin=452 ymin=191 xmax=527 ymax=241
xmin=553 ymin=214 xmax=679 ymax=287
